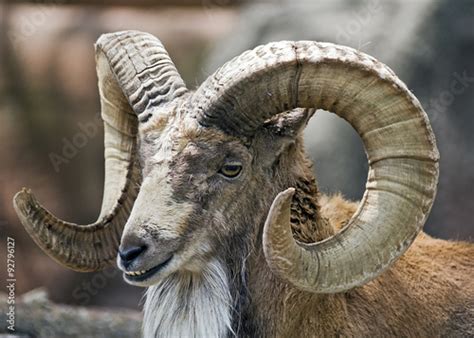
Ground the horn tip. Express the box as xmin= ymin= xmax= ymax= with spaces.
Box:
xmin=281 ymin=187 xmax=296 ymax=197
xmin=274 ymin=187 xmax=296 ymax=206
xmin=13 ymin=188 xmax=36 ymax=217
xmin=264 ymin=187 xmax=296 ymax=240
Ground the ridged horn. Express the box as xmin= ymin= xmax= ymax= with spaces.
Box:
xmin=13 ymin=31 xmax=187 ymax=272
xmin=192 ymin=41 xmax=439 ymax=292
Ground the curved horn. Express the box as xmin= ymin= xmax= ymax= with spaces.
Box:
xmin=192 ymin=41 xmax=439 ymax=292
xmin=13 ymin=31 xmax=187 ymax=272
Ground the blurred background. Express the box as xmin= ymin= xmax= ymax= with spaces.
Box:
xmin=0 ymin=0 xmax=473 ymax=312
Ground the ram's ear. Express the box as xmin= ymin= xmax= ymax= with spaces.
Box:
xmin=263 ymin=108 xmax=315 ymax=138
xmin=257 ymin=108 xmax=315 ymax=164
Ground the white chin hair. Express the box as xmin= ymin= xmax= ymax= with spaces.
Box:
xmin=142 ymin=258 xmax=234 ymax=338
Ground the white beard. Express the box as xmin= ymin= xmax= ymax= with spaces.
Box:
xmin=142 ymin=259 xmax=233 ymax=338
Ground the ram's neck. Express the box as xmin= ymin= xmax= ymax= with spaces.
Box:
xmin=280 ymin=138 xmax=336 ymax=242
xmin=289 ymin=164 xmax=335 ymax=243
xmin=235 ymin=140 xmax=343 ymax=336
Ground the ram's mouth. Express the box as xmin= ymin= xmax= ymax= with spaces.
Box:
xmin=123 ymin=255 xmax=173 ymax=282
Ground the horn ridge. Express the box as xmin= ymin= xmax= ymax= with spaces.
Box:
xmin=96 ymin=31 xmax=187 ymax=117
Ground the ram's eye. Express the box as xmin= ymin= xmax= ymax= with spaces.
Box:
xmin=219 ymin=162 xmax=242 ymax=179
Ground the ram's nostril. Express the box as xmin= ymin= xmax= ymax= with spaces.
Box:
xmin=119 ymin=245 xmax=147 ymax=263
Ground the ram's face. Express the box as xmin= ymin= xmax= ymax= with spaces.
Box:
xmin=117 ymin=116 xmax=262 ymax=286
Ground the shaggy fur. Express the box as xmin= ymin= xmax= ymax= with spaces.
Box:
xmin=143 ymin=258 xmax=233 ymax=338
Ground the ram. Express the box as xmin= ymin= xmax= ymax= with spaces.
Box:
xmin=14 ymin=31 xmax=473 ymax=337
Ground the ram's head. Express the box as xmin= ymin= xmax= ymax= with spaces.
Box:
xmin=13 ymin=31 xmax=438 ymax=293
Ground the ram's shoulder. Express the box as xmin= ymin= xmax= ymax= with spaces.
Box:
xmin=403 ymin=233 xmax=474 ymax=284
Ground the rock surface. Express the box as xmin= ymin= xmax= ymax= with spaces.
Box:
xmin=0 ymin=289 xmax=141 ymax=337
